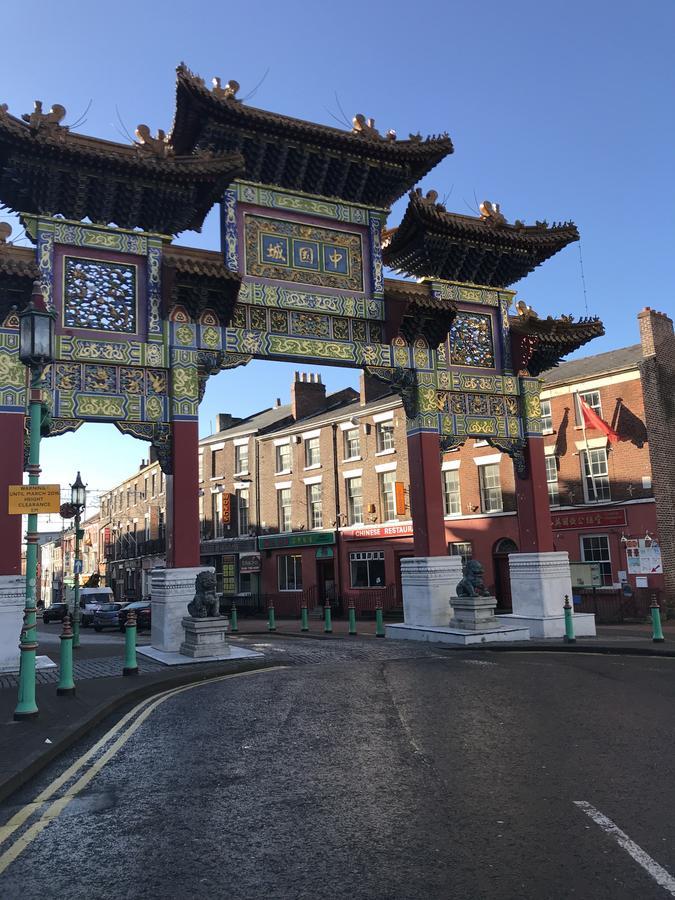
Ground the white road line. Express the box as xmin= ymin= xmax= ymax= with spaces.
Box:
xmin=574 ymin=800 xmax=675 ymax=896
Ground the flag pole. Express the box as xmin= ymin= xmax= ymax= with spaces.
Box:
xmin=577 ymin=393 xmax=598 ymax=502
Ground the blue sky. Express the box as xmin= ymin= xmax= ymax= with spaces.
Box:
xmin=3 ymin=0 xmax=674 ymax=516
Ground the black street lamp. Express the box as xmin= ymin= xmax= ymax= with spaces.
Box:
xmin=15 ymin=283 xmax=55 ymax=720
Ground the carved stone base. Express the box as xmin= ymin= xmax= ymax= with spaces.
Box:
xmin=401 ymin=556 xmax=463 ymax=627
xmin=0 ymin=575 xmax=24 ymax=672
xmin=150 ymin=566 xmax=214 ymax=653
xmin=498 ymin=551 xmax=596 ymax=638
xmin=180 ymin=616 xmax=229 ymax=658
xmin=449 ymin=594 xmax=499 ymax=631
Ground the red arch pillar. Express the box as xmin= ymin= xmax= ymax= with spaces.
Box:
xmin=166 ymin=420 xmax=200 ymax=568
xmin=0 ymin=413 xmax=25 ymax=575
xmin=515 ymin=436 xmax=554 ymax=553
xmin=406 ymin=430 xmax=447 ymax=557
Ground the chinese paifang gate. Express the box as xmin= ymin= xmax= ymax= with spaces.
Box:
xmin=0 ymin=64 xmax=604 ymax=646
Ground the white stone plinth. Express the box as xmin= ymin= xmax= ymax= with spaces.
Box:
xmin=385 ymin=622 xmax=530 ymax=645
xmin=150 ymin=567 xmax=214 ymax=653
xmin=502 ymin=551 xmax=596 ymax=638
xmin=0 ymin=575 xmax=25 ymax=672
xmin=450 ymin=594 xmax=499 ymax=631
xmin=401 ymin=556 xmax=463 ymax=627
xmin=180 ymin=616 xmax=229 ymax=658
xmin=138 ymin=644 xmax=264 ymax=667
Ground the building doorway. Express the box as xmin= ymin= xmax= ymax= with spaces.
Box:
xmin=317 ymin=558 xmax=336 ymax=606
xmin=493 ymin=538 xmax=518 ymax=610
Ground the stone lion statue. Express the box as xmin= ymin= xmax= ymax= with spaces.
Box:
xmin=456 ymin=560 xmax=491 ymax=598
xmin=187 ymin=571 xmax=220 ymax=618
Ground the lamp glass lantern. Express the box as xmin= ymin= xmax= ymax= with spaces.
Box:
xmin=71 ymin=472 xmax=86 ymax=509
xmin=19 ymin=299 xmax=55 ymax=367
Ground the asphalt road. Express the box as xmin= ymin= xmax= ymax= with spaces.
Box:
xmin=1 ymin=644 xmax=675 ymax=899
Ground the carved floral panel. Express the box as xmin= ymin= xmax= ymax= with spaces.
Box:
xmin=449 ymin=312 xmax=495 ymax=368
xmin=63 ymin=256 xmax=136 ymax=333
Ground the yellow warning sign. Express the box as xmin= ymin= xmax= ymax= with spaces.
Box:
xmin=8 ymin=485 xmax=61 ymax=514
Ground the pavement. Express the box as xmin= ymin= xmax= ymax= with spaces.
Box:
xmin=3 ymin=649 xmax=675 ymax=898
xmin=0 ymin=616 xmax=672 ymax=808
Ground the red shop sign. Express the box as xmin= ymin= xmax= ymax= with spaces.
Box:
xmin=551 ymin=508 xmax=627 ymax=530
xmin=343 ymin=523 xmax=414 ymax=540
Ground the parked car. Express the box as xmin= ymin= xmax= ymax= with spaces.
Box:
xmin=93 ymin=603 xmax=124 ymax=631
xmin=79 ymin=587 xmax=115 ymax=627
xmin=118 ymin=601 xmax=151 ymax=631
xmin=43 ymin=603 xmax=69 ymax=624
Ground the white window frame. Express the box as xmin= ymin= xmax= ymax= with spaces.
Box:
xmin=236 ymin=488 xmax=249 ymax=536
xmin=580 ymin=533 xmax=612 ymax=585
xmin=345 ymin=475 xmax=364 ymax=526
xmin=277 ymin=487 xmax=292 ymax=533
xmin=211 ymin=491 xmax=223 ymax=539
xmin=349 ymin=550 xmax=385 ymax=588
xmin=442 ymin=469 xmax=461 ymax=516
xmin=576 ymin=390 xmax=602 ymax=424
xmin=307 ymin=483 xmax=323 ymax=530
xmin=275 ymin=442 xmax=292 ymax=475
xmin=304 ymin=435 xmax=321 ymax=469
xmin=278 ymin=554 xmax=303 ymax=591
xmin=581 ymin=447 xmax=611 ymax=503
xmin=379 ymin=470 xmax=397 ymax=522
xmin=234 ymin=442 xmax=249 ymax=476
xmin=375 ymin=421 xmax=395 ymax=453
xmin=343 ymin=426 xmax=361 ymax=461
xmin=545 ymin=452 xmax=560 ymax=507
xmin=478 ymin=463 xmax=503 ymax=513
xmin=541 ymin=398 xmax=553 ymax=433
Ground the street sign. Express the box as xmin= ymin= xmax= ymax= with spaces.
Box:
xmin=8 ymin=484 xmax=61 ymax=514
xmin=73 ymin=559 xmax=83 ymax=575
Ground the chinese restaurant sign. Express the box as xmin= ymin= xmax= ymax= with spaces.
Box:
xmin=551 ymin=509 xmax=627 ymax=530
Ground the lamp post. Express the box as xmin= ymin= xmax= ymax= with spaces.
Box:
xmin=15 ymin=283 xmax=55 ymax=721
xmin=70 ymin=472 xmax=86 ymax=649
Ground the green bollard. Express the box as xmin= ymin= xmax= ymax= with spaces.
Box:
xmin=123 ymin=610 xmax=139 ymax=676
xmin=57 ymin=615 xmax=75 ymax=696
xmin=230 ymin=602 xmax=238 ymax=633
xmin=268 ymin=602 xmax=276 ymax=632
xmin=651 ymin=595 xmax=665 ymax=643
xmin=348 ymin=602 xmax=357 ymax=636
xmin=324 ymin=602 xmax=332 ymax=634
xmin=300 ymin=603 xmax=309 ymax=632
xmin=563 ymin=595 xmax=576 ymax=644
xmin=375 ymin=603 xmax=385 ymax=638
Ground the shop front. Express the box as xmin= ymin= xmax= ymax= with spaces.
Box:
xmin=258 ymin=531 xmax=336 ymax=614
xmin=339 ymin=523 xmax=414 ymax=612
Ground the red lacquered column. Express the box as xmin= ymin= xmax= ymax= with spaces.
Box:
xmin=406 ymin=430 xmax=447 ymax=557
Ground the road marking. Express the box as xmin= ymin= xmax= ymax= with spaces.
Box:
xmin=574 ymin=800 xmax=675 ymax=896
xmin=0 ymin=667 xmax=285 ymax=874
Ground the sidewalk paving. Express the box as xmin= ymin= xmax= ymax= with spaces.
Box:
xmin=0 ymin=616 xmax=673 ymax=805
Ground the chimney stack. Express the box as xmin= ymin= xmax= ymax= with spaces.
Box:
xmin=638 ymin=307 xmax=674 ymax=358
xmin=291 ymin=372 xmax=326 ymax=420
xmin=215 ymin=413 xmax=241 ymax=432
xmin=360 ymin=371 xmax=391 ymax=405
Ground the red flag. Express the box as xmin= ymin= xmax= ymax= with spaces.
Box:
xmin=580 ymin=397 xmax=619 ymax=443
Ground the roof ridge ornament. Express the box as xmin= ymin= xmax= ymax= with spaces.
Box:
xmin=414 ymin=187 xmax=446 ymax=212
xmin=0 ymin=222 xmax=11 ymax=244
xmin=21 ymin=101 xmax=67 ymax=134
xmin=515 ymin=299 xmax=538 ymax=319
xmin=135 ymin=124 xmax=174 ymax=158
xmin=479 ymin=200 xmax=507 ymax=226
xmin=211 ymin=77 xmax=240 ymax=101
xmin=352 ymin=113 xmax=396 ymax=141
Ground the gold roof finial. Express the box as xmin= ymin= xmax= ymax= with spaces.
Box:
xmin=21 ymin=101 xmax=67 ymax=132
xmin=479 ymin=200 xmax=507 ymax=225
xmin=212 ymin=77 xmax=240 ymax=101
xmin=0 ymin=222 xmax=12 ymax=244
xmin=135 ymin=124 xmax=173 ymax=158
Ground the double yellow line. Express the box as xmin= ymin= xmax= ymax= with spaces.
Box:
xmin=0 ymin=666 xmax=285 ymax=875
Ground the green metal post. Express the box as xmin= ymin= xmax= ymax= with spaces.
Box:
xmin=71 ymin=509 xmax=82 ymax=649
xmin=563 ymin=595 xmax=576 ymax=644
xmin=268 ymin=601 xmax=276 ymax=632
xmin=123 ymin=610 xmax=139 ymax=675
xmin=348 ymin=602 xmax=357 ymax=635
xmin=324 ymin=602 xmax=332 ymax=634
xmin=230 ymin=602 xmax=238 ymax=633
xmin=56 ymin=615 xmax=75 ymax=696
xmin=375 ymin=603 xmax=385 ymax=638
xmin=300 ymin=603 xmax=309 ymax=632
xmin=14 ymin=367 xmax=43 ymax=720
xmin=651 ymin=595 xmax=665 ymax=643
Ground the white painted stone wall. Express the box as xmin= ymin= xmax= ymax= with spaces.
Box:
xmin=150 ymin=566 xmax=214 ymax=652
xmin=0 ymin=575 xmax=25 ymax=672
xmin=401 ymin=556 xmax=464 ymax=627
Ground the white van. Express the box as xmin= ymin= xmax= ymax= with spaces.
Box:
xmin=79 ymin=587 xmax=114 ymax=626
